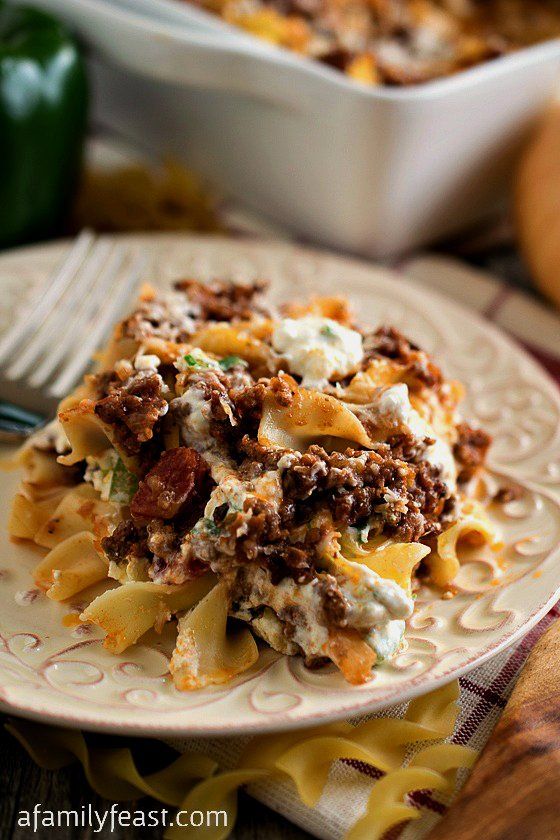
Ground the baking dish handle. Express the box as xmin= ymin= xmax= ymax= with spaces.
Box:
xmin=23 ymin=0 xmax=316 ymax=110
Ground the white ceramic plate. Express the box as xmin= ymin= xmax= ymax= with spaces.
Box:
xmin=1 ymin=234 xmax=560 ymax=736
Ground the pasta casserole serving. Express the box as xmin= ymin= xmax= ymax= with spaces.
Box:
xmin=185 ymin=0 xmax=560 ymax=86
xmin=9 ymin=279 xmax=499 ymax=689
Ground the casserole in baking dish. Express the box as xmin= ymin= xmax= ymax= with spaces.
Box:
xmin=24 ymin=0 xmax=560 ymax=256
xmin=179 ymin=0 xmax=560 ymax=87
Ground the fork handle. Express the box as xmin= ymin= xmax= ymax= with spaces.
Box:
xmin=0 ymin=401 xmax=46 ymax=442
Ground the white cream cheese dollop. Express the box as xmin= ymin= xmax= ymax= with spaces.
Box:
xmin=272 ymin=315 xmax=363 ymax=390
xmin=336 ymin=559 xmax=413 ymax=661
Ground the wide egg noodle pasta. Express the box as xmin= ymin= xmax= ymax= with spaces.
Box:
xmin=282 ymin=295 xmax=353 ymax=325
xmin=239 ymin=679 xmax=462 ymax=807
xmin=58 ymin=400 xmax=142 ymax=474
xmin=258 ymin=380 xmax=373 ymax=451
xmin=6 ymin=679 xmax=475 ymax=840
xmin=94 ymin=335 xmax=139 ymax=371
xmin=81 ymin=575 xmax=216 ymax=654
xmin=33 ymin=483 xmax=117 ymax=549
xmin=165 ymin=769 xmax=269 ymax=840
xmin=428 ymin=499 xmax=501 ymax=587
xmin=57 ymin=400 xmax=116 ymax=467
xmin=34 ymin=530 xmax=108 ymax=601
xmin=170 ymin=582 xmax=259 ymax=690
xmin=338 ymin=533 xmax=430 ymax=595
xmin=173 ymin=680 xmax=474 ymax=840
xmin=324 ymin=627 xmax=377 ymax=686
xmin=339 ymin=359 xmax=407 ymax=404
xmin=17 ymin=445 xmax=72 ymax=488
xmin=6 ymin=718 xmax=217 ymax=804
xmin=8 ymin=485 xmax=68 ymax=541
xmin=191 ymin=322 xmax=276 ymax=372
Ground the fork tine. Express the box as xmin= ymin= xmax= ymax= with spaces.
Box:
xmin=25 ymin=240 xmax=114 ymax=388
xmin=49 ymin=251 xmax=146 ymax=398
xmin=0 ymin=230 xmax=94 ymax=365
xmin=6 ymin=238 xmax=112 ymax=382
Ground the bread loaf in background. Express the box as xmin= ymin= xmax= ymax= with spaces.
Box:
xmin=516 ymin=105 xmax=560 ymax=310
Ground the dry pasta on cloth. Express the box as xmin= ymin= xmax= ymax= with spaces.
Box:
xmin=8 ymin=608 xmax=557 ymax=840
xmin=8 ymin=679 xmax=473 ymax=840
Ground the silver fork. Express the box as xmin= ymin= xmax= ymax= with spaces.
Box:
xmin=0 ymin=230 xmax=145 ymax=441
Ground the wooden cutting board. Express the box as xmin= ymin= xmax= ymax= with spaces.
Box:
xmin=428 ymin=620 xmax=560 ymax=840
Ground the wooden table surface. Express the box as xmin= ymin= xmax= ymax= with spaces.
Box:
xmin=0 ymin=242 xmax=536 ymax=840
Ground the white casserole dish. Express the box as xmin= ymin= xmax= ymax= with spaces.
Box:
xmin=24 ymin=0 xmax=560 ymax=257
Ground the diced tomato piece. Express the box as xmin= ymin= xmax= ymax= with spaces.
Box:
xmin=130 ymin=447 xmax=208 ymax=520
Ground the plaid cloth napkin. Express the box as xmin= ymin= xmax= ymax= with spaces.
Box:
xmin=167 ymin=253 xmax=560 ymax=839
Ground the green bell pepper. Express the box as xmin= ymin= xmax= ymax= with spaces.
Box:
xmin=0 ymin=3 xmax=88 ymax=248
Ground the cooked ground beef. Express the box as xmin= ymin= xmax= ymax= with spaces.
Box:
xmin=454 ymin=422 xmax=492 ymax=482
xmin=173 ymin=279 xmax=271 ymax=322
xmin=175 ymin=369 xmax=293 ymax=459
xmin=102 ymin=503 xmax=209 ymax=584
xmin=267 ymin=543 xmax=316 ymax=585
xmin=238 ymin=438 xmax=287 ymax=473
xmin=239 ymin=439 xmax=451 ymax=546
xmin=146 ymin=520 xmax=181 ymax=564
xmin=94 ymin=372 xmax=168 ymax=455
xmin=147 ymin=519 xmax=208 ymax=582
xmin=364 ymin=325 xmax=420 ymax=360
xmin=280 ymin=444 xmax=451 ymax=540
xmin=316 ymin=575 xmax=349 ymax=627
xmin=267 ymin=374 xmax=295 ymax=407
xmin=387 ymin=431 xmax=435 ymax=463
xmin=121 ymin=295 xmax=199 ymax=343
xmin=102 ymin=520 xmax=148 ymax=566
xmin=363 ymin=326 xmax=443 ymax=389
xmin=130 ymin=447 xmax=209 ymax=521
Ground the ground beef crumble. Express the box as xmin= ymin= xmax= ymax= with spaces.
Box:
xmin=174 ymin=368 xmax=294 ymax=460
xmin=94 ymin=372 xmax=168 ymax=455
xmin=363 ymin=326 xmax=443 ymax=389
xmin=235 ymin=439 xmax=452 ymax=567
xmin=101 ymin=520 xmax=148 ymax=567
xmin=316 ymin=575 xmax=349 ymax=627
xmin=454 ymin=422 xmax=492 ymax=483
xmin=173 ymin=279 xmax=271 ymax=322
xmin=121 ymin=295 xmax=199 ymax=343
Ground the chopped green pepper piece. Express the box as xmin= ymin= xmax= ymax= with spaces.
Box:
xmin=219 ymin=355 xmax=247 ymax=371
xmin=183 ymin=353 xmax=207 ymax=368
xmin=109 ymin=458 xmax=138 ymax=504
